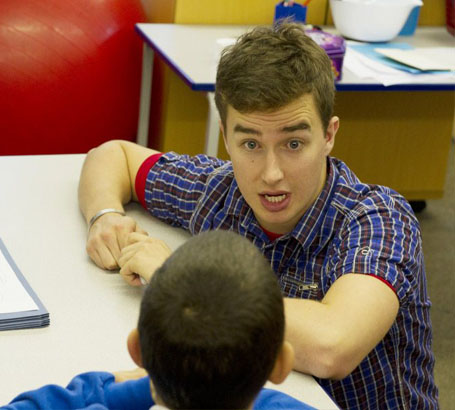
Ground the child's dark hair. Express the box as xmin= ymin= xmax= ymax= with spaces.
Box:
xmin=138 ymin=230 xmax=284 ymax=409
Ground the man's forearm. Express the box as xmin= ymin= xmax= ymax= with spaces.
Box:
xmin=284 ymin=297 xmax=341 ymax=378
xmin=79 ymin=140 xmax=157 ymax=270
xmin=78 ymin=141 xmax=134 ymax=224
xmin=284 ymin=274 xmax=399 ymax=379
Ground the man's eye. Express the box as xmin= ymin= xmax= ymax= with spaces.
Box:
xmin=288 ymin=140 xmax=302 ymax=150
xmin=244 ymin=141 xmax=257 ymax=150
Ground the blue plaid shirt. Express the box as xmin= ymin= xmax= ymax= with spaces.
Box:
xmin=137 ymin=152 xmax=438 ymax=409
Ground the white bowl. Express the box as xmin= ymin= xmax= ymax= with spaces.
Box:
xmin=330 ymin=0 xmax=422 ymax=42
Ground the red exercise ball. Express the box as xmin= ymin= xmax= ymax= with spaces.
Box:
xmin=0 ymin=0 xmax=146 ymax=155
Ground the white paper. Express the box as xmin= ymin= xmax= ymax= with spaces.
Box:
xmin=0 ymin=250 xmax=38 ymax=314
xmin=375 ymin=47 xmax=455 ymax=71
xmin=344 ymin=48 xmax=455 ymax=86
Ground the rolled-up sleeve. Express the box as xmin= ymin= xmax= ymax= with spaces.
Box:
xmin=139 ymin=152 xmax=226 ymax=230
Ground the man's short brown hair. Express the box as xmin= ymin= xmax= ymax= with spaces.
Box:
xmin=215 ymin=22 xmax=335 ymax=132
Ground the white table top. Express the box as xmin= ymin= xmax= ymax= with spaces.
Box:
xmin=0 ymin=154 xmax=338 ymax=409
xmin=135 ymin=23 xmax=455 ymax=91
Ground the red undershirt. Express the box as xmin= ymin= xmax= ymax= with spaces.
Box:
xmin=135 ymin=153 xmax=163 ymax=210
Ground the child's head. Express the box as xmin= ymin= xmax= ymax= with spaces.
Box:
xmin=127 ymin=230 xmax=293 ymax=409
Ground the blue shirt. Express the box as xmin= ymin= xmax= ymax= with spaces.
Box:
xmin=3 ymin=372 xmax=315 ymax=410
xmin=136 ymin=152 xmax=438 ymax=409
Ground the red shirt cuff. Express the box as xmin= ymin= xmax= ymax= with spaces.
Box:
xmin=367 ymin=274 xmax=397 ymax=296
xmin=135 ymin=153 xmax=163 ymax=210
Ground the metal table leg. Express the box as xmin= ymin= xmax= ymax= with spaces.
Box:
xmin=205 ymin=92 xmax=221 ymax=157
xmin=136 ymin=44 xmax=154 ymax=147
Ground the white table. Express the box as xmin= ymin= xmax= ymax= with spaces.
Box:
xmin=135 ymin=24 xmax=455 ymax=156
xmin=0 ymin=154 xmax=338 ymax=409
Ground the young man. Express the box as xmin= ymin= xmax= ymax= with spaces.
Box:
xmin=4 ymin=231 xmax=314 ymax=410
xmin=78 ymin=23 xmax=438 ymax=408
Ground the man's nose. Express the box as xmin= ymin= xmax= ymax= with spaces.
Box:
xmin=261 ymin=152 xmax=284 ymax=185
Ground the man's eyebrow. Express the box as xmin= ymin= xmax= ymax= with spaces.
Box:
xmin=281 ymin=122 xmax=310 ymax=133
xmin=233 ymin=124 xmax=261 ymax=135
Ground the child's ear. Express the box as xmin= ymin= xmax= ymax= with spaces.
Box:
xmin=127 ymin=328 xmax=143 ymax=368
xmin=268 ymin=341 xmax=295 ymax=385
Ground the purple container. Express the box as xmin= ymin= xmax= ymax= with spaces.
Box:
xmin=305 ymin=28 xmax=346 ymax=81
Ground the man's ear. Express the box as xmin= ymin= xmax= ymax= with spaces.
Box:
xmin=220 ymin=120 xmax=230 ymax=156
xmin=324 ymin=116 xmax=339 ymax=156
xmin=127 ymin=328 xmax=143 ymax=368
xmin=268 ymin=341 xmax=295 ymax=385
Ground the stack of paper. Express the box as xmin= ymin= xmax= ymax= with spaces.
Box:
xmin=344 ymin=41 xmax=455 ymax=86
xmin=0 ymin=239 xmax=49 ymax=330
xmin=375 ymin=47 xmax=455 ymax=72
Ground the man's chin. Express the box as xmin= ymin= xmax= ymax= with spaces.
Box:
xmin=255 ymin=215 xmax=295 ymax=235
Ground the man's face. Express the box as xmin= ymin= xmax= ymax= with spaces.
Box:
xmin=222 ymin=94 xmax=339 ymax=234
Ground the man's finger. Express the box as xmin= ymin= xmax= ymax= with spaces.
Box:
xmin=97 ymin=245 xmax=120 ymax=270
xmin=136 ymin=226 xmax=149 ymax=236
xmin=114 ymin=368 xmax=148 ymax=383
xmin=118 ymin=248 xmax=137 ymax=268
xmin=119 ymin=262 xmax=143 ymax=287
xmin=105 ymin=237 xmax=122 ymax=266
xmin=120 ymin=242 xmax=138 ymax=255
xmin=127 ymin=232 xmax=149 ymax=245
xmin=117 ymin=229 xmax=133 ymax=251
xmin=90 ymin=249 xmax=104 ymax=269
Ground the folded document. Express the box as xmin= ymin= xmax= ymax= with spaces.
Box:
xmin=375 ymin=47 xmax=455 ymax=72
xmin=0 ymin=238 xmax=49 ymax=330
xmin=344 ymin=43 xmax=455 ymax=86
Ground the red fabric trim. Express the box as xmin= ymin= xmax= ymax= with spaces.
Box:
xmin=261 ymin=227 xmax=283 ymax=242
xmin=366 ymin=274 xmax=397 ymax=296
xmin=135 ymin=153 xmax=163 ymax=210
